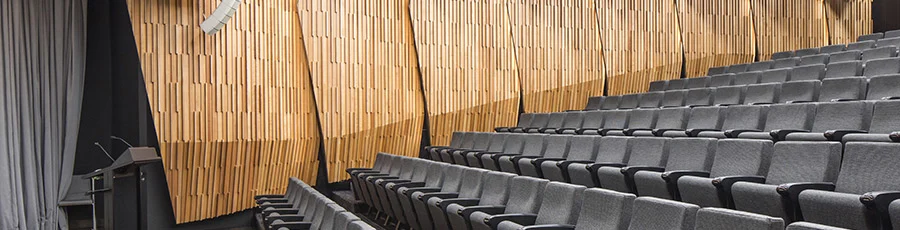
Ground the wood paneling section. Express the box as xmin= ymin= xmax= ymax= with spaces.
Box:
xmin=825 ymin=0 xmax=873 ymax=44
xmin=597 ymin=0 xmax=684 ymax=95
xmin=507 ymin=0 xmax=606 ymax=112
xmin=127 ymin=0 xmax=320 ymax=223
xmin=297 ymin=0 xmax=426 ymax=181
xmin=751 ymin=0 xmax=829 ymax=60
xmin=677 ymin=0 xmax=756 ymax=78
xmin=410 ymin=0 xmax=521 ymax=145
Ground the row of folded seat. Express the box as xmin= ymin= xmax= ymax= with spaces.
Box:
xmin=767 ymin=29 xmax=900 ymax=60
xmin=253 ymin=178 xmax=375 ymax=230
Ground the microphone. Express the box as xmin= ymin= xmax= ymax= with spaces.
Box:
xmin=93 ymin=142 xmax=115 ymax=162
xmin=110 ymin=135 xmax=134 ymax=148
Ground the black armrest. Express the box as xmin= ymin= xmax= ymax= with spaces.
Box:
xmin=459 ymin=205 xmax=507 ymax=217
xmin=725 ymin=129 xmax=762 ymax=138
xmin=576 ymin=128 xmax=600 ymax=135
xmin=348 ymin=169 xmax=380 ymax=176
xmin=538 ymin=127 xmax=557 ymax=133
xmin=495 ymin=127 xmax=510 ymax=132
xmin=882 ymin=96 xmax=900 ymax=100
xmin=269 ymin=222 xmax=312 ymax=230
xmin=257 ymin=198 xmax=289 ymax=205
xmin=390 ymin=181 xmax=425 ymax=190
xmin=586 ymin=162 xmax=627 ymax=173
xmin=255 ymin=194 xmax=285 ymax=200
xmin=523 ymin=127 xmax=543 ymax=133
xmin=365 ymin=175 xmax=399 ymax=182
xmin=556 ymin=128 xmax=578 ymax=134
xmin=891 ymin=132 xmax=900 ymax=142
xmin=510 ymin=127 xmax=527 ymax=132
xmin=472 ymin=151 xmax=503 ymax=158
xmin=265 ymin=215 xmax=305 ymax=224
xmin=860 ymin=191 xmax=900 ymax=213
xmin=531 ymin=157 xmax=566 ymax=166
xmin=769 ymin=129 xmax=810 ymax=141
xmin=824 ymin=129 xmax=867 ymax=141
xmin=402 ymin=187 xmax=441 ymax=196
xmin=687 ymin=128 xmax=720 ymax=137
xmin=259 ymin=203 xmax=293 ymax=210
xmin=653 ymin=129 xmax=684 ymax=136
xmin=623 ymin=128 xmax=653 ymax=136
xmin=485 ymin=214 xmax=538 ymax=228
xmin=418 ymin=192 xmax=459 ymax=201
xmin=262 ymin=208 xmax=300 ymax=217
xmin=377 ymin=179 xmax=410 ymax=186
xmin=776 ymin=182 xmax=835 ymax=222
xmin=661 ymin=170 xmax=711 ymax=199
xmin=438 ymin=198 xmax=481 ymax=210
xmin=712 ymin=175 xmax=766 ymax=208
xmin=510 ymin=155 xmax=541 ymax=162
xmin=787 ymin=100 xmax=812 ymax=104
xmin=490 ymin=153 xmax=521 ymax=161
xmin=522 ymin=224 xmax=576 ymax=230
xmin=599 ymin=128 xmax=624 ymax=136
xmin=831 ymin=98 xmax=860 ymax=102
xmin=357 ymin=173 xmax=389 ymax=179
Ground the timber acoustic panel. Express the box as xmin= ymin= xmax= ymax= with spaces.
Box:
xmin=507 ymin=0 xmax=606 ymax=112
xmin=409 ymin=0 xmax=522 ymax=145
xmin=297 ymin=0 xmax=426 ymax=181
xmin=751 ymin=0 xmax=829 ymax=60
xmin=677 ymin=0 xmax=756 ymax=78
xmin=127 ymin=0 xmax=320 ymax=223
xmin=598 ymin=0 xmax=684 ymax=95
xmin=825 ymin=0 xmax=873 ymax=44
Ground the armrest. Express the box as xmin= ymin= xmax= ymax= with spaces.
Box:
xmin=357 ymin=173 xmax=389 ymax=179
xmin=262 ymin=208 xmax=300 ymax=217
xmin=523 ymin=127 xmax=543 ymax=133
xmin=715 ymin=103 xmax=738 ymax=107
xmin=860 ymin=191 xmax=900 ymax=214
xmin=269 ymin=222 xmax=311 ymax=230
xmin=556 ymin=160 xmax=595 ymax=169
xmin=750 ymin=102 xmax=774 ymax=105
xmin=377 ymin=179 xmax=410 ymax=186
xmin=538 ymin=127 xmax=557 ymax=133
xmin=599 ymin=128 xmax=625 ymax=136
xmin=485 ymin=214 xmax=538 ymax=228
xmin=653 ymin=129 xmax=684 ymax=136
xmin=620 ymin=166 xmax=665 ymax=176
xmin=438 ymin=198 xmax=481 ymax=210
xmin=624 ymin=128 xmax=653 ymax=136
xmin=365 ymin=175 xmax=399 ymax=182
xmin=259 ymin=203 xmax=294 ymax=210
xmin=769 ymin=129 xmax=810 ymax=141
xmin=345 ymin=167 xmax=373 ymax=173
xmin=402 ymin=187 xmax=441 ymax=196
xmin=257 ymin=198 xmax=289 ymax=205
xmin=687 ymin=128 xmax=720 ymax=137
xmin=255 ymin=194 xmax=285 ymax=200
xmin=661 ymin=170 xmax=711 ymax=183
xmin=390 ymin=181 xmax=425 ymax=190
xmin=586 ymin=162 xmax=627 ymax=173
xmin=348 ymin=170 xmax=380 ymax=176
xmin=712 ymin=175 xmax=767 ymax=208
xmin=831 ymin=98 xmax=860 ymax=102
xmin=891 ymin=132 xmax=900 ymax=142
xmin=555 ymin=128 xmax=578 ymax=134
xmin=495 ymin=127 xmax=510 ymax=132
xmin=417 ymin=192 xmax=459 ymax=201
xmin=490 ymin=153 xmax=521 ymax=161
xmin=776 ymin=182 xmax=835 ymax=221
xmin=787 ymin=100 xmax=813 ymax=104
xmin=265 ymin=215 xmax=305 ymax=226
xmin=824 ymin=129 xmax=867 ymax=141
xmin=882 ymin=96 xmax=900 ymax=100
xmin=522 ymin=224 xmax=577 ymax=230
xmin=531 ymin=157 xmax=566 ymax=165
xmin=576 ymin=128 xmax=599 ymax=135
xmin=510 ymin=155 xmax=541 ymax=162
xmin=725 ymin=129 xmax=762 ymax=138
xmin=459 ymin=205 xmax=507 ymax=217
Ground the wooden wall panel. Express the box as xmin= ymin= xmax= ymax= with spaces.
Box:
xmin=752 ymin=0 xmax=829 ymax=60
xmin=127 ymin=0 xmax=320 ymax=223
xmin=297 ymin=0 xmax=426 ymax=182
xmin=508 ymin=0 xmax=606 ymax=112
xmin=597 ymin=0 xmax=684 ymax=95
xmin=825 ymin=0 xmax=873 ymax=44
xmin=410 ymin=0 xmax=521 ymax=145
xmin=677 ymin=0 xmax=756 ymax=78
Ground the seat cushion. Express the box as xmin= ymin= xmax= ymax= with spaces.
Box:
xmin=677 ymin=176 xmax=722 ymax=208
xmin=694 ymin=208 xmax=784 ymax=230
xmin=798 ymin=190 xmax=873 ymax=229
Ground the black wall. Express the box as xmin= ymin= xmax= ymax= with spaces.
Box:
xmin=873 ymin=0 xmax=900 ymax=32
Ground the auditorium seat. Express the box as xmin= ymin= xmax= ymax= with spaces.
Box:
xmin=507 ymin=135 xmax=571 ymax=176
xmin=347 ymin=221 xmax=376 ymax=230
xmin=496 ymin=113 xmax=534 ymax=132
xmin=862 ymin=46 xmax=899 ymax=61
xmin=632 ymin=106 xmax=690 ymax=137
xmin=696 ymin=105 xmax=768 ymax=138
xmin=820 ymin=44 xmax=847 ymax=53
xmin=795 ymin=48 xmax=820 ymax=57
xmin=388 ymin=161 xmax=449 ymax=227
xmin=584 ymin=97 xmax=603 ymax=110
xmin=618 ymin=94 xmax=640 ymax=109
xmin=737 ymin=103 xmax=816 ymax=140
xmin=858 ymin=32 xmax=884 ymax=41
xmin=779 ymin=81 xmax=820 ymax=103
xmin=748 ymin=61 xmax=774 ymax=71
xmin=694 ymin=208 xmax=784 ymax=230
xmin=726 ymin=63 xmax=750 ymax=73
xmin=789 ymin=64 xmax=826 ymax=81
xmin=676 ymin=139 xmax=774 ymax=208
xmin=733 ymin=71 xmax=762 ymax=85
xmin=580 ymin=110 xmax=628 ymax=135
xmin=843 ymin=100 xmax=900 ymax=142
xmin=441 ymin=132 xmax=491 ymax=164
xmin=886 ymin=29 xmax=900 ymax=39
xmin=373 ymin=159 xmax=434 ymax=216
xmin=421 ymin=167 xmax=489 ymax=229
xmin=333 ymin=212 xmax=361 ymax=230
xmin=772 ymin=51 xmax=795 ymax=60
xmin=772 ymin=58 xmax=800 ymax=69
xmin=470 ymin=133 xmax=526 ymax=169
xmin=353 ymin=154 xmax=401 ymax=208
xmin=567 ymin=188 xmax=636 ymax=230
xmin=799 ymin=54 xmax=830 ymax=66
xmin=758 ymin=68 xmax=791 ymax=83
xmin=648 ymin=81 xmax=667 ymax=92
xmin=516 ymin=113 xmax=550 ymax=133
xmin=829 ymin=50 xmax=862 ymax=63
xmin=684 ymin=88 xmax=714 ymax=107
xmin=709 ymin=73 xmax=735 ymax=87
xmin=484 ymin=134 xmax=545 ymax=172
xmin=451 ymin=133 xmax=504 ymax=165
xmin=542 ymin=111 xmax=584 ymax=134
xmin=606 ymin=108 xmax=657 ymax=136
xmin=595 ymin=137 xmax=669 ymax=193
xmin=847 ymin=40 xmax=876 ymax=51
xmin=493 ymin=182 xmax=586 ymax=230
xmin=876 ymin=37 xmax=900 ymax=48
xmin=529 ymin=113 xmax=564 ymax=133
xmin=467 ymin=176 xmax=548 ymax=230
xmin=637 ymin=91 xmax=663 ymax=108
xmin=661 ymin=106 xmax=724 ymax=137
xmin=708 ymin=66 xmax=727 ymax=75
xmin=364 ymin=157 xmax=417 ymax=215
xmin=444 ymin=171 xmax=516 ymax=230
xmin=863 ymin=57 xmax=900 ymax=78
xmin=537 ymin=136 xmax=601 ymax=182
xmin=818 ymin=77 xmax=867 ymax=102
xmin=867 ymin=74 xmax=900 ymax=100
xmin=667 ymin=78 xmax=687 ymax=91
xmin=601 ymin=95 xmax=622 ymax=110
xmin=570 ymin=111 xmax=603 ymax=135
xmin=660 ymin=90 xmax=688 ymax=107
xmin=712 ymin=85 xmax=746 ymax=106
xmin=379 ymin=160 xmax=442 ymax=225
xmin=686 ymin=77 xmax=710 ymax=89
xmin=427 ymin=132 xmax=470 ymax=160
xmin=404 ymin=164 xmax=467 ymax=229
xmin=743 ymin=83 xmax=781 ymax=105
xmin=783 ymin=101 xmax=873 ymax=141
xmin=633 ymin=137 xmax=716 ymax=199
xmin=824 ymin=61 xmax=863 ymax=79
xmin=567 ymin=136 xmax=632 ymax=187
xmin=627 ymin=197 xmax=699 ymax=230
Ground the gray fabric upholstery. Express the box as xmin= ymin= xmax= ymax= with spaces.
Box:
xmin=698 ymin=105 xmax=767 ymax=137
xmin=891 ymin=200 xmax=900 ymax=230
xmin=862 ymin=46 xmax=898 ymax=61
xmin=601 ymin=95 xmax=622 ymax=110
xmin=334 ymin=212 xmax=361 ymax=230
xmin=479 ymin=134 xmax=527 ymax=169
xmin=427 ymin=168 xmax=488 ymax=229
xmin=847 ymin=40 xmax=876 ymax=50
xmin=786 ymin=222 xmax=852 ymax=230
xmin=619 ymin=94 xmax=640 ymax=109
xmin=772 ymin=51 xmax=795 ymax=60
xmin=772 ymin=58 xmax=800 ymax=69
xmin=445 ymin=171 xmax=516 ymax=230
xmin=581 ymin=111 xmax=605 ymax=130
xmin=662 ymin=106 xmax=722 ymax=137
xmin=820 ymin=44 xmax=847 ymax=53
xmin=585 ymin=97 xmax=604 ymax=110
xmin=712 ymin=85 xmax=746 ymax=106
xmin=858 ymin=33 xmax=884 ymax=41
xmin=733 ymin=71 xmax=762 ymax=85
xmin=634 ymin=138 xmax=716 ymax=199
xmin=828 ymin=50 xmax=862 ymax=63
xmin=602 ymin=110 xmax=630 ymax=131
xmin=790 ymin=64 xmax=826 ymax=81
xmin=469 ymin=177 xmax=549 ymax=230
xmin=863 ymin=57 xmax=900 ymax=78
xmin=568 ymin=136 xmax=631 ymax=187
xmin=515 ymin=135 xmax=570 ymax=176
xmin=685 ymin=88 xmax=714 ymax=107
xmin=695 ymin=208 xmax=784 ymax=230
xmin=621 ymin=108 xmax=657 ymax=131
xmin=708 ymin=66 xmax=728 ymax=75
xmin=347 ymin=221 xmax=376 ymax=230
xmin=861 ymin=100 xmax=900 ymax=135
xmin=779 ymin=80 xmax=820 ymax=103
xmin=646 ymin=107 xmax=690 ymax=135
xmin=686 ymin=77 xmax=710 ymax=89
xmin=543 ymin=113 xmax=567 ymax=130
xmin=785 ymin=101 xmax=873 ymax=141
xmin=726 ymin=63 xmax=750 ymax=73
xmin=798 ymin=190 xmax=872 ymax=229
xmin=574 ymin=189 xmax=635 ymax=230
xmin=877 ymin=37 xmax=900 ymax=48
xmin=649 ymin=81 xmax=667 ymax=92
xmin=560 ymin=112 xmax=585 ymax=129
xmin=737 ymin=103 xmax=816 ymax=140
xmin=679 ymin=139 xmax=774 ymax=207
xmin=661 ymin=90 xmax=688 ymax=107
xmin=759 ymin=68 xmax=792 ymax=83
xmin=598 ymin=137 xmax=669 ymax=192
xmin=539 ymin=136 xmax=599 ymax=182
xmin=888 ymin=29 xmax=900 ymax=38
xmin=799 ymin=54 xmax=830 ymax=66
xmin=824 ymin=61 xmax=863 ymax=79
xmin=633 ymin=171 xmax=672 ymax=199
xmin=748 ymin=61 xmax=774 ymax=71
xmin=317 ymin=204 xmax=345 ymax=230
xmin=533 ymin=183 xmax=586 ymax=226
xmin=866 ymin=74 xmax=900 ymax=100
xmin=709 ymin=74 xmax=735 ymax=87
xmin=677 ymin=176 xmax=723 ymax=207
xmin=627 ymin=197 xmax=699 ymax=230
xmin=744 ymin=83 xmax=781 ymax=104
xmin=795 ymin=48 xmax=820 ymax=57
xmin=818 ymin=77 xmax=867 ymax=102
xmin=667 ymin=79 xmax=687 ymax=90
xmin=638 ymin=91 xmax=663 ymax=108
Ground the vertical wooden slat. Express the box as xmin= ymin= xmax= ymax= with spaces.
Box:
xmin=677 ymin=0 xmax=756 ymax=78
xmin=752 ymin=0 xmax=829 ymax=60
xmin=824 ymin=0 xmax=873 ymax=44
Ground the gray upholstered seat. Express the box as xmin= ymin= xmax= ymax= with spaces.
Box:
xmin=570 ymin=111 xmax=604 ymax=135
xmin=733 ymin=71 xmax=762 ymax=85
xmin=638 ymin=91 xmax=663 ymax=108
xmin=799 ymin=54 xmax=830 ymax=66
xmin=629 ymin=107 xmax=689 ymax=137
xmin=876 ymin=37 xmax=900 ymax=48
xmin=443 ymin=132 xmax=491 ymax=164
xmin=454 ymin=133 xmax=508 ymax=166
xmin=333 ymin=212 xmax=361 ymax=230
xmin=828 ymin=50 xmax=862 ymax=63
xmin=677 ymin=139 xmax=774 ymax=208
xmin=569 ymin=188 xmax=636 ymax=230
xmin=618 ymin=94 xmax=641 ymax=109
xmin=497 ymin=113 xmax=535 ymax=132
xmin=709 ymin=73 xmax=735 ymax=87
xmin=685 ymin=77 xmax=710 ymax=89
xmin=847 ymin=40 xmax=876 ymax=51
xmin=779 ymin=80 xmax=820 ymax=103
xmin=820 ymin=44 xmax=847 ymax=53
xmin=708 ymin=66 xmax=727 ymax=75
xmin=511 ymin=113 xmax=549 ymax=133
xmin=347 ymin=221 xmax=376 ymax=230
xmin=357 ymin=155 xmax=406 ymax=210
xmin=445 ymin=171 xmax=516 ymax=230
xmin=712 ymin=85 xmax=746 ymax=106
xmin=583 ymin=96 xmax=604 ymax=110
xmin=390 ymin=161 xmax=448 ymax=227
xmin=382 ymin=160 xmax=442 ymax=225
xmin=648 ymin=81 xmax=667 ymax=92
xmin=567 ymin=136 xmax=632 ymax=187
xmin=795 ymin=48 xmax=820 ymax=57
xmin=409 ymin=165 xmax=469 ymax=229
xmin=726 ymin=63 xmax=750 ymax=73
xmin=601 ymin=95 xmax=622 ymax=110
xmin=694 ymin=208 xmax=784 ymax=230
xmin=818 ymin=77 xmax=867 ymax=102
xmin=797 ymin=142 xmax=900 ymax=229
xmin=596 ymin=137 xmax=669 ymax=193
xmin=476 ymin=133 xmax=527 ymax=169
xmin=785 ymin=222 xmax=852 ymax=230
xmin=888 ymin=29 xmax=900 ymax=38
xmin=824 ymin=61 xmax=863 ymax=79
xmin=784 ymin=101 xmax=874 ymax=141
xmin=626 ymin=197 xmax=699 ymax=230
xmin=843 ymin=100 xmax=900 ymax=142
xmin=661 ymin=90 xmax=688 ymax=108
xmin=667 ymin=78 xmax=687 ymax=91
xmin=515 ymin=135 xmax=571 ymax=177
xmin=866 ymin=74 xmax=900 ymax=100
xmin=772 ymin=58 xmax=800 ymax=69
xmin=772 ymin=51 xmax=795 ymax=60
xmin=891 ymin=200 xmax=900 ymax=230
xmin=744 ymin=83 xmax=781 ymax=105
xmin=748 ymin=61 xmax=774 ymax=72
xmin=606 ymin=108 xmax=657 ymax=136
xmin=424 ymin=168 xmax=489 ymax=229
xmin=426 ymin=132 xmax=470 ymax=160
xmin=759 ymin=68 xmax=791 ymax=83
xmin=661 ymin=106 xmax=724 ymax=137
xmin=372 ymin=158 xmax=431 ymax=216
xmin=538 ymin=136 xmax=599 ymax=181
xmin=528 ymin=112 xmax=566 ymax=133
xmin=633 ymin=137 xmax=717 ymax=199
xmin=685 ymin=88 xmax=715 ymax=107
xmin=730 ymin=141 xmax=842 ymax=222
xmin=696 ymin=105 xmax=768 ymax=139
xmin=522 ymin=113 xmax=560 ymax=133
xmin=579 ymin=110 xmax=628 ymax=135
xmin=789 ymin=64 xmax=826 ymax=81
xmin=862 ymin=46 xmax=898 ymax=61
xmin=468 ymin=176 xmax=548 ymax=230
xmin=494 ymin=182 xmax=586 ymax=230
xmin=543 ymin=111 xmax=584 ymax=134
xmin=863 ymin=57 xmax=900 ymax=78
xmin=736 ymin=103 xmax=816 ymax=140
xmin=858 ymin=32 xmax=884 ymax=41
xmin=493 ymin=134 xmax=547 ymax=173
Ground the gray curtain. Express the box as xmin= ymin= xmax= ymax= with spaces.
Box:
xmin=0 ymin=0 xmax=86 ymax=229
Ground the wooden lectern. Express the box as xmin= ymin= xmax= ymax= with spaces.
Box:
xmin=83 ymin=147 xmax=161 ymax=230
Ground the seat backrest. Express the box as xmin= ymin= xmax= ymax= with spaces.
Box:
xmin=685 ymin=77 xmax=710 ymax=89
xmin=624 ymin=137 xmax=669 ymax=167
xmin=771 ymin=51 xmax=794 ymax=60
xmin=478 ymin=171 xmax=517 ymax=205
xmin=333 ymin=212 xmax=361 ymax=230
xmin=713 ymin=85 xmax=746 ymax=106
xmin=619 ymin=94 xmax=640 ymax=109
xmin=667 ymin=79 xmax=687 ymax=90
xmin=520 ymin=134 xmax=547 ymax=157
xmin=865 ymin=100 xmax=900 ymax=134
xmin=799 ymin=54 xmax=830 ymax=66
xmin=561 ymin=112 xmax=585 ymax=128
xmin=891 ymin=201 xmax=900 ymax=230
xmin=829 ymin=50 xmax=862 ymax=63
xmin=482 ymin=134 xmax=508 ymax=153
xmin=762 ymin=103 xmax=817 ymax=131
xmin=372 ymin=153 xmax=389 ymax=171
xmin=592 ymin=136 xmax=632 ymax=163
xmin=581 ymin=111 xmax=605 ymax=129
xmin=423 ymin=162 xmax=449 ymax=187
xmin=834 ymin=142 xmax=900 ymax=194
xmin=725 ymin=63 xmax=750 ymax=73
xmin=867 ymin=74 xmax=900 ymax=100
xmin=772 ymin=58 xmax=799 ymax=69
xmin=709 ymin=139 xmax=775 ymax=177
xmin=744 ymin=83 xmax=781 ymax=105
xmin=862 ymin=46 xmax=898 ymax=61
xmin=584 ymin=97 xmax=604 ymax=110
xmin=626 ymin=109 xmax=658 ymax=130
xmin=457 ymin=168 xmax=488 ymax=198
xmin=789 ymin=64 xmax=826 ymax=81
xmin=732 ymin=71 xmax=762 ymax=85
xmin=534 ymin=182 xmax=587 ymax=225
xmin=685 ymin=88 xmax=714 ymax=107
xmin=384 ymin=155 xmax=404 ymax=175
xmin=602 ymin=110 xmax=630 ymax=130
xmin=638 ymin=91 xmax=663 ymax=108
xmin=795 ymin=48 xmax=820 ymax=57
xmin=818 ymin=77 xmax=868 ymax=102
xmin=778 ymin=81 xmax=820 ymax=103
xmin=470 ymin=132 xmax=493 ymax=150
xmin=601 ymin=95 xmax=622 ymax=110
xmin=439 ymin=165 xmax=467 ymax=192
xmin=876 ymin=37 xmax=900 ymax=48
xmin=824 ymin=61 xmax=864 ymax=79
xmin=858 ymin=32 xmax=884 ymax=42
xmin=448 ymin=132 xmax=467 ymax=148
xmin=501 ymin=133 xmax=528 ymax=154
xmin=649 ymin=81 xmax=668 ymax=92
xmin=820 ymin=44 xmax=847 ymax=53
xmin=529 ymin=113 xmax=552 ymax=127
xmin=664 ymin=138 xmax=717 ymax=171
xmin=575 ymin=188 xmax=636 ymax=230
xmin=627 ymin=197 xmax=700 ymax=230
xmin=748 ymin=61 xmax=774 ymax=71
xmin=758 ymin=68 xmax=791 ymax=83
xmin=408 ymin=160 xmax=433 ymax=182
xmin=808 ymin=101 xmax=874 ymax=132
xmin=709 ymin=74 xmax=735 ymax=87
xmin=505 ymin=176 xmax=550 ymax=214
xmin=653 ymin=107 xmax=690 ymax=130
xmin=847 ymin=40 xmax=876 ymax=51
xmin=515 ymin=113 xmax=536 ymax=127
xmin=863 ymin=57 xmax=900 ymax=78
xmin=395 ymin=157 xmax=417 ymax=179
xmin=542 ymin=135 xmax=572 ymax=159
xmin=565 ymin=136 xmax=601 ymax=161
xmin=347 ymin=221 xmax=376 ymax=230
xmin=685 ymin=106 xmax=725 ymax=130
xmin=316 ymin=204 xmax=345 ymax=230
xmin=455 ymin=132 xmax=477 ymax=149
xmin=889 ymin=29 xmax=900 ymax=38
xmin=708 ymin=66 xmax=727 ymax=75
xmin=545 ymin=113 xmax=567 ymax=128
xmin=765 ymin=142 xmax=842 ymax=185
xmin=661 ymin=90 xmax=688 ymax=107
xmin=720 ymin=105 xmax=768 ymax=131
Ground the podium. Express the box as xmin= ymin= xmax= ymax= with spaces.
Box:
xmin=83 ymin=147 xmax=161 ymax=230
